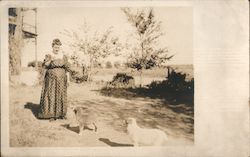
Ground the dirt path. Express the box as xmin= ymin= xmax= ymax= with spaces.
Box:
xmin=10 ymin=83 xmax=193 ymax=147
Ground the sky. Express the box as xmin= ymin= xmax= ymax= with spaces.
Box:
xmin=21 ymin=7 xmax=193 ymax=66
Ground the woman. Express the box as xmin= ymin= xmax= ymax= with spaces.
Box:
xmin=38 ymin=38 xmax=71 ymax=121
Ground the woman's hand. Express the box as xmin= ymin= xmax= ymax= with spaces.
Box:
xmin=43 ymin=54 xmax=52 ymax=68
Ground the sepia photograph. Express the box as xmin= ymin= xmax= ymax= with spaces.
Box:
xmin=8 ymin=6 xmax=193 ymax=147
xmin=1 ymin=1 xmax=249 ymax=157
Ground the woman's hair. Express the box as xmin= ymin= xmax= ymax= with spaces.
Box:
xmin=52 ymin=38 xmax=62 ymax=47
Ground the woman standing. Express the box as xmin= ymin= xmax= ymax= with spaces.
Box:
xmin=38 ymin=38 xmax=71 ymax=121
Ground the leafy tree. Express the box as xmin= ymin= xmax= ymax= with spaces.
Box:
xmin=62 ymin=20 xmax=123 ymax=81
xmin=121 ymin=8 xmax=174 ymax=87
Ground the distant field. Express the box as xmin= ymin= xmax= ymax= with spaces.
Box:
xmin=92 ymin=64 xmax=193 ymax=77
xmin=92 ymin=64 xmax=193 ymax=86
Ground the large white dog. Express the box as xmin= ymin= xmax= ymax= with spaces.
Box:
xmin=125 ymin=118 xmax=168 ymax=146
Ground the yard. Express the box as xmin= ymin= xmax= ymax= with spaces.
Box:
xmin=9 ymin=67 xmax=194 ymax=147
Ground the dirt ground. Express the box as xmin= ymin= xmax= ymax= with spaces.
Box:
xmin=9 ymin=81 xmax=194 ymax=147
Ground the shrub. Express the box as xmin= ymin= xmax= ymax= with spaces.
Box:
xmin=107 ymin=73 xmax=135 ymax=88
xmin=105 ymin=61 xmax=112 ymax=69
xmin=70 ymin=66 xmax=88 ymax=83
xmin=147 ymin=68 xmax=194 ymax=95
xmin=166 ymin=69 xmax=194 ymax=93
xmin=27 ymin=61 xmax=43 ymax=68
xmin=145 ymin=68 xmax=194 ymax=105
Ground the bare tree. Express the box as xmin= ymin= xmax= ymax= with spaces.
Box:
xmin=62 ymin=20 xmax=123 ymax=81
xmin=121 ymin=8 xmax=174 ymax=87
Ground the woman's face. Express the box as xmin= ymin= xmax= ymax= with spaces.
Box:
xmin=52 ymin=44 xmax=61 ymax=54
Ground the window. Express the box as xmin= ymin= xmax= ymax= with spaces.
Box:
xmin=9 ymin=8 xmax=17 ymax=17
xmin=9 ymin=24 xmax=16 ymax=36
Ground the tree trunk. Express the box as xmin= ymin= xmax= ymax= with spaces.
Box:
xmin=87 ymin=67 xmax=92 ymax=82
xmin=139 ymin=69 xmax=143 ymax=88
xmin=139 ymin=34 xmax=144 ymax=88
xmin=87 ymin=58 xmax=93 ymax=82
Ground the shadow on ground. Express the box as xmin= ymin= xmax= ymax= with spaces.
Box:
xmin=68 ymin=98 xmax=194 ymax=141
xmin=61 ymin=124 xmax=80 ymax=134
xmin=61 ymin=124 xmax=96 ymax=134
xmin=98 ymin=87 xmax=193 ymax=105
xmin=24 ymin=102 xmax=40 ymax=119
xmin=99 ymin=138 xmax=133 ymax=147
xmin=95 ymin=87 xmax=194 ymax=116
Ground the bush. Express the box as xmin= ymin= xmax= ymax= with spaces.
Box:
xmin=148 ymin=69 xmax=194 ymax=93
xmin=27 ymin=61 xmax=43 ymax=68
xmin=105 ymin=61 xmax=112 ymax=69
xmin=146 ymin=68 xmax=194 ymax=105
xmin=166 ymin=70 xmax=194 ymax=93
xmin=71 ymin=73 xmax=88 ymax=83
xmin=70 ymin=66 xmax=88 ymax=83
xmin=107 ymin=73 xmax=135 ymax=88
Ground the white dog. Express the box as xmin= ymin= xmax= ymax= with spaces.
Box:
xmin=125 ymin=118 xmax=168 ymax=146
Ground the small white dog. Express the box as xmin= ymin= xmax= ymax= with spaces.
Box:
xmin=125 ymin=118 xmax=168 ymax=146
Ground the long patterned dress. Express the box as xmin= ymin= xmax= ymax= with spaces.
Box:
xmin=38 ymin=54 xmax=71 ymax=119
